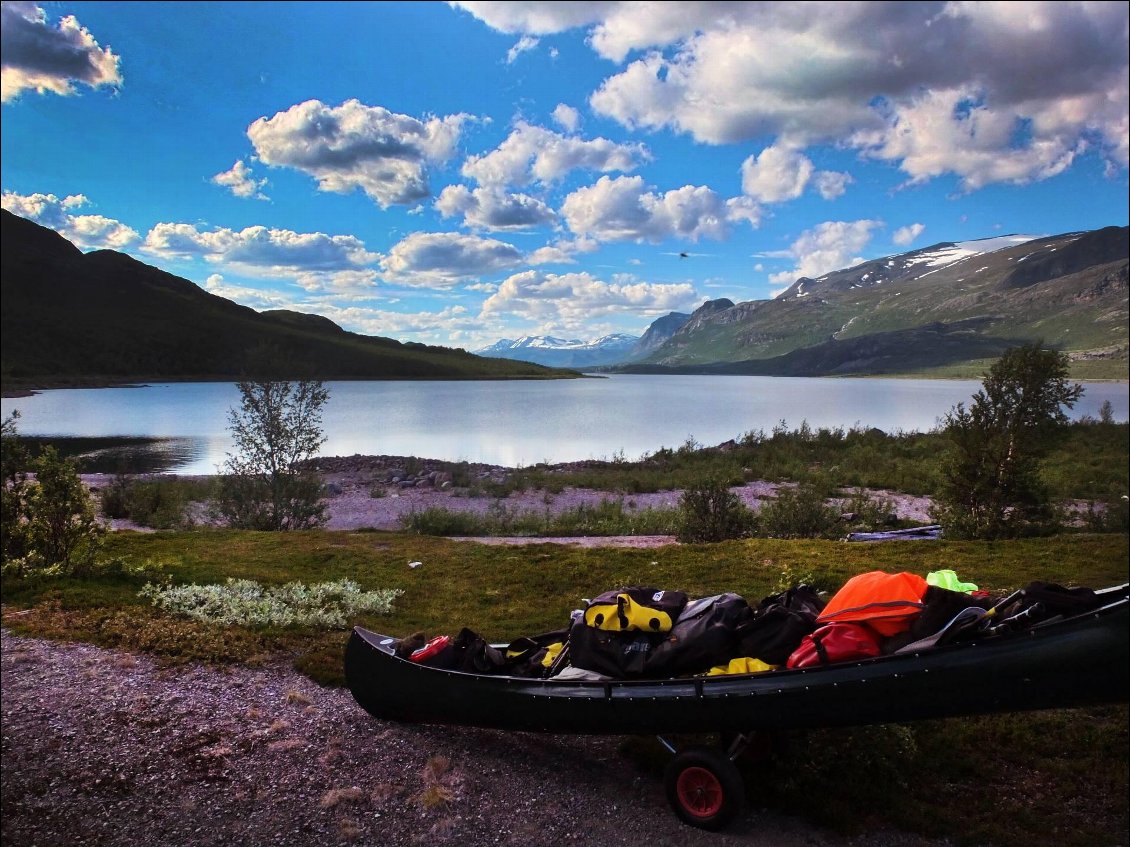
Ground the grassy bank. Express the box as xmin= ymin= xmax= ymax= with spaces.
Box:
xmin=4 ymin=531 xmax=1125 ymax=674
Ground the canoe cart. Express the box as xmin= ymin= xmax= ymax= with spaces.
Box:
xmin=344 ymin=583 xmax=1129 ymax=830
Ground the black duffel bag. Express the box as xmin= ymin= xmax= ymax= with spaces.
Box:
xmin=645 ymin=593 xmax=754 ymax=678
xmin=568 ymin=620 xmax=661 ymax=677
xmin=735 ymin=584 xmax=826 ymax=667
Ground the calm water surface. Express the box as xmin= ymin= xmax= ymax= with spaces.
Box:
xmin=3 ymin=375 xmax=1127 ymax=475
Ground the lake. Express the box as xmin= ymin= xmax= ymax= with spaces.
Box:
xmin=3 ymin=375 xmax=1127 ymax=475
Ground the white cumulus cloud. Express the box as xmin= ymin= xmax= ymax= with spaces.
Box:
xmin=142 ymin=222 xmax=379 ymax=279
xmin=552 ymin=103 xmax=581 ymax=132
xmin=1 ymin=1 xmax=122 ymax=103
xmin=211 ymin=160 xmax=269 ymax=200
xmin=561 ymin=175 xmax=759 ymax=243
xmin=480 ymin=269 xmax=698 ymax=329
xmin=379 ymin=231 xmax=526 ymax=287
xmin=768 ymin=219 xmax=883 ymax=292
xmin=1 ymin=191 xmax=139 ymax=249
xmin=461 ymin=121 xmax=650 ymax=188
xmin=459 ymin=1 xmax=1129 ymax=188
xmin=435 ymin=184 xmax=557 ymax=231
xmin=506 ymin=34 xmax=539 ymax=63
xmin=740 ymin=143 xmax=855 ymax=204
xmin=892 ymin=223 xmax=926 ymax=247
xmin=247 ymin=99 xmax=473 ymax=207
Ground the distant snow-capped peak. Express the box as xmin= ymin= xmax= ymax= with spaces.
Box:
xmin=477 ymin=333 xmax=639 ymax=354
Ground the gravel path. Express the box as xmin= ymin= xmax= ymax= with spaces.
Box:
xmin=1 ymin=629 xmax=956 ymax=847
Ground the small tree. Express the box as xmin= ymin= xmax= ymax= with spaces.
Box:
xmin=1 ymin=411 xmax=33 ymax=566
xmin=933 ymin=344 xmax=1083 ymax=539
xmin=27 ymin=446 xmax=107 ymax=574
xmin=214 ymin=379 xmax=330 ymax=531
xmin=3 ymin=414 xmax=106 ymax=576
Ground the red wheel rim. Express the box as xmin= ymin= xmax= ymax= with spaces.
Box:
xmin=676 ymin=766 xmax=724 ymax=818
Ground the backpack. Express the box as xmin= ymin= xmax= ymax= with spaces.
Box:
xmin=406 ymin=628 xmax=507 ymax=674
xmin=982 ymin=581 xmax=1105 ymax=634
xmin=568 ymin=586 xmax=689 ymax=677
xmin=582 ymin=587 xmax=688 ymax=632
xmin=503 ymin=629 xmax=571 ymax=678
xmin=884 ymin=586 xmax=994 ymax=653
xmin=568 ymin=620 xmax=661 ymax=678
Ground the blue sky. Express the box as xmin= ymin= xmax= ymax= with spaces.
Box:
xmin=2 ymin=1 xmax=1127 ymax=351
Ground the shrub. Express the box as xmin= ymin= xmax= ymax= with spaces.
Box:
xmin=1083 ymin=493 xmax=1130 ymax=534
xmin=837 ymin=488 xmax=898 ymax=530
xmin=757 ymin=482 xmax=843 ymax=539
xmin=676 ymin=479 xmax=754 ymax=543
xmin=400 ymin=506 xmax=491 ymax=536
xmin=99 ymin=472 xmax=132 ymax=519
xmin=1 ymin=411 xmax=33 ymax=565
xmin=549 ymin=499 xmax=680 ymax=536
xmin=25 ymin=446 xmax=106 ymax=575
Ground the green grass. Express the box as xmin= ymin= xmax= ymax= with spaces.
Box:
xmin=3 ymin=530 xmax=1126 ymax=679
xmin=2 ymin=529 xmax=1127 ymax=846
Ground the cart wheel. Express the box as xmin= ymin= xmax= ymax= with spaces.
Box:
xmin=664 ymin=745 xmax=745 ymax=830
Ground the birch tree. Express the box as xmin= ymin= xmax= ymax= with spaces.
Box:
xmin=214 ymin=379 xmax=330 ymax=531
xmin=934 ymin=344 xmax=1082 ymax=538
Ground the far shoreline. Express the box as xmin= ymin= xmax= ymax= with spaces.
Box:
xmin=5 ymin=371 xmax=1129 ymax=400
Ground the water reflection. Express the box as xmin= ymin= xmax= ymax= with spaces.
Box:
xmin=21 ymin=436 xmax=207 ymax=475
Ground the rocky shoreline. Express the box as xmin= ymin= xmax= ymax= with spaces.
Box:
xmin=83 ymin=453 xmax=938 ymax=544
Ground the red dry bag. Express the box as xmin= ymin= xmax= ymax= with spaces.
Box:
xmin=786 ymin=622 xmax=883 ymax=669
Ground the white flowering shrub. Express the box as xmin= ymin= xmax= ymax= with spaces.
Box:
xmin=139 ymin=578 xmax=403 ymax=629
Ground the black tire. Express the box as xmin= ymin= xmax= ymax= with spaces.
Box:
xmin=663 ymin=745 xmax=745 ymax=831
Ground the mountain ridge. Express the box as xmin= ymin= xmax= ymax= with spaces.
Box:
xmin=620 ymin=225 xmax=1128 ymax=378
xmin=0 ymin=210 xmax=579 ymax=388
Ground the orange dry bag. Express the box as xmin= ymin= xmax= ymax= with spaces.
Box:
xmin=816 ymin=571 xmax=928 ymax=637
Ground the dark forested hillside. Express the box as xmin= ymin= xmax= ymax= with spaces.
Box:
xmin=0 ymin=211 xmax=576 ymax=387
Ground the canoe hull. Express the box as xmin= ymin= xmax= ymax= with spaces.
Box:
xmin=344 ymin=587 xmax=1129 ymax=735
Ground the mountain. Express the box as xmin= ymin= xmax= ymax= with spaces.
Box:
xmin=476 ymin=333 xmax=640 ymax=368
xmin=0 ymin=210 xmax=577 ymax=387
xmin=621 ymin=226 xmax=1128 ymax=378
xmin=632 ymin=311 xmax=691 ymax=358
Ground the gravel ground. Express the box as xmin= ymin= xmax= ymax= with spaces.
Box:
xmin=1 ymin=629 xmax=957 ymax=847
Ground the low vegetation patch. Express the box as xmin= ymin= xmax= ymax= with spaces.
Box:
xmin=99 ymin=474 xmax=215 ymax=529
xmin=138 ymin=577 xmax=403 ymax=629
xmin=399 ymin=498 xmax=682 ymax=537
